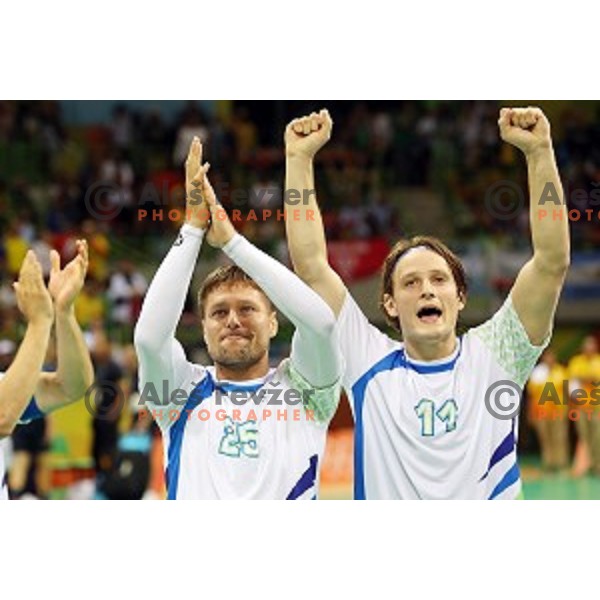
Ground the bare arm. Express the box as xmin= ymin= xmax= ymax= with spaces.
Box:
xmin=500 ymin=107 xmax=570 ymax=345
xmin=0 ymin=252 xmax=54 ymax=438
xmin=284 ymin=110 xmax=346 ymax=316
xmin=34 ymin=240 xmax=95 ymax=413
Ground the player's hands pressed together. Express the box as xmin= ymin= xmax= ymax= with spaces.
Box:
xmin=285 ymin=109 xmax=333 ymax=160
xmin=201 ymin=170 xmax=237 ymax=249
xmin=185 ymin=136 xmax=211 ymax=230
xmin=13 ymin=251 xmax=54 ymax=324
xmin=48 ymin=240 xmax=89 ymax=313
xmin=498 ymin=107 xmax=552 ymax=157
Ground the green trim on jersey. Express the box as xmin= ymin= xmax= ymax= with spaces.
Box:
xmin=285 ymin=359 xmax=341 ymax=425
xmin=471 ymin=295 xmax=550 ymax=388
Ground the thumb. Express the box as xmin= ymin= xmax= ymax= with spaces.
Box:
xmin=498 ymin=108 xmax=512 ymax=134
xmin=320 ymin=108 xmax=333 ymax=129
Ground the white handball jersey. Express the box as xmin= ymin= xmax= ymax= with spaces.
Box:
xmin=141 ymin=358 xmax=338 ymax=500
xmin=337 ymin=293 xmax=547 ymax=500
xmin=135 ymin=225 xmax=342 ymax=500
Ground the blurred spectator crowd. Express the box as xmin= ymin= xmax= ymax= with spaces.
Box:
xmin=1 ymin=100 xmax=600 ymax=497
xmin=1 ymin=99 xmax=599 ymax=371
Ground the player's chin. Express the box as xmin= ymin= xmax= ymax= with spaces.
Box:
xmin=413 ymin=321 xmax=448 ymax=339
xmin=215 ymin=344 xmax=263 ymax=365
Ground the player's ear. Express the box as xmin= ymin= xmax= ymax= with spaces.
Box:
xmin=269 ymin=311 xmax=278 ymax=339
xmin=457 ymin=291 xmax=466 ymax=312
xmin=382 ymin=293 xmax=398 ymax=319
xmin=200 ymin=316 xmax=207 ymax=342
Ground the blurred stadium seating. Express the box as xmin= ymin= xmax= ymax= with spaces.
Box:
xmin=1 ymin=100 xmax=599 ymax=499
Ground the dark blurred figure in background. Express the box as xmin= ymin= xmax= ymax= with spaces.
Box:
xmin=89 ymin=326 xmax=124 ymax=498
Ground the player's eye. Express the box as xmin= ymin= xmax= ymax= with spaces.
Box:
xmin=404 ymin=279 xmax=417 ymax=288
xmin=240 ymin=305 xmax=255 ymax=314
xmin=212 ymin=309 xmax=228 ymax=318
xmin=433 ymin=275 xmax=447 ymax=284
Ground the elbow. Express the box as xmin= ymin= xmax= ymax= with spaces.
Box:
xmin=536 ymin=252 xmax=570 ymax=278
xmin=312 ymin=312 xmax=337 ymax=342
xmin=554 ymin=257 xmax=570 ymax=277
xmin=294 ymin=258 xmax=329 ymax=288
xmin=557 ymin=257 xmax=570 ymax=276
xmin=133 ymin=322 xmax=154 ymax=353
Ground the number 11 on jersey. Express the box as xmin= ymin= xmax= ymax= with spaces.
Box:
xmin=414 ymin=398 xmax=458 ymax=437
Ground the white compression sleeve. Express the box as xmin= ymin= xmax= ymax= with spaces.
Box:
xmin=222 ymin=233 xmax=341 ymax=387
xmin=134 ymin=224 xmax=205 ymax=396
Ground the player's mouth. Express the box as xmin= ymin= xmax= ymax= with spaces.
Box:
xmin=416 ymin=305 xmax=443 ymax=324
xmin=221 ymin=332 xmax=251 ymax=342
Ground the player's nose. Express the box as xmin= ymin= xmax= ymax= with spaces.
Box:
xmin=420 ymin=281 xmax=435 ymax=298
xmin=225 ymin=310 xmax=242 ymax=328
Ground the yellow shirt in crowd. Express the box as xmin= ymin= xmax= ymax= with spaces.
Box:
xmin=568 ymin=353 xmax=600 ymax=411
xmin=528 ymin=363 xmax=569 ymax=420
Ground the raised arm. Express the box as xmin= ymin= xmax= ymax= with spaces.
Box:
xmin=134 ymin=137 xmax=210 ymax=391
xmin=203 ymin=173 xmax=342 ymax=389
xmin=0 ymin=252 xmax=54 ymax=437
xmin=35 ymin=240 xmax=94 ymax=413
xmin=284 ymin=110 xmax=346 ymax=316
xmin=499 ymin=107 xmax=570 ymax=345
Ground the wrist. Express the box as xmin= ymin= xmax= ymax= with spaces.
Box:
xmin=55 ymin=304 xmax=76 ymax=319
xmin=27 ymin=315 xmax=53 ymax=330
xmin=285 ymin=152 xmax=315 ymax=164
xmin=182 ymin=220 xmax=208 ymax=235
xmin=185 ymin=202 xmax=210 ymax=231
xmin=185 ymin=220 xmax=209 ymax=231
xmin=221 ymin=232 xmax=242 ymax=254
xmin=525 ymin=140 xmax=554 ymax=162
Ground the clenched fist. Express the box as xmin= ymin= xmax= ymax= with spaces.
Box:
xmin=498 ymin=107 xmax=552 ymax=157
xmin=285 ymin=109 xmax=333 ymax=160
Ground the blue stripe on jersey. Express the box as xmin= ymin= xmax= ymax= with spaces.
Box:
xmin=286 ymin=454 xmax=318 ymax=500
xmin=352 ymin=350 xmax=405 ymax=500
xmin=488 ymin=461 xmax=520 ymax=499
xmin=20 ymin=398 xmax=44 ymax=422
xmin=166 ymin=374 xmax=215 ymax=500
xmin=351 ymin=343 xmax=463 ymax=499
xmin=403 ymin=339 xmax=462 ymax=374
xmin=216 ymin=382 xmax=264 ymax=394
xmin=479 ymin=421 xmax=516 ymax=482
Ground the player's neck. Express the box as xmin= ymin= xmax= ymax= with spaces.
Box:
xmin=214 ymin=358 xmax=270 ymax=382
xmin=404 ymin=335 xmax=458 ymax=363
